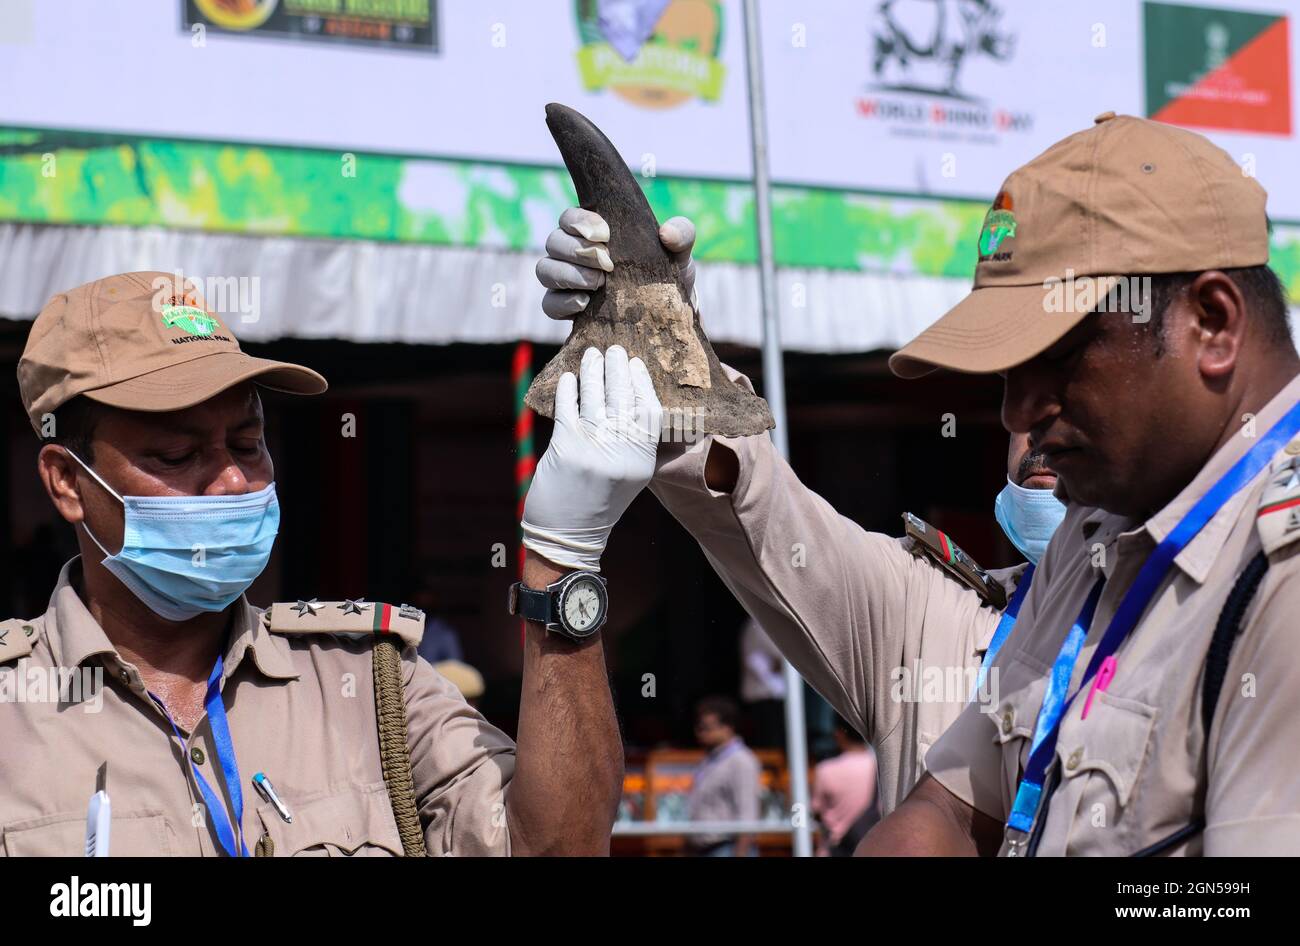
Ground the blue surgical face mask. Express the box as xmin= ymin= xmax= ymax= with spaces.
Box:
xmin=994 ymin=476 xmax=1067 ymax=566
xmin=66 ymin=449 xmax=279 ymax=622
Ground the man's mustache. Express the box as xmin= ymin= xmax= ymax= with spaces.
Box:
xmin=1017 ymin=449 xmax=1055 ymax=484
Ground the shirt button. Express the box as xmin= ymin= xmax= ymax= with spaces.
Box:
xmin=1066 ymin=748 xmax=1083 ymax=770
xmin=190 ymin=747 xmax=206 ymax=765
xmin=1000 ymin=709 xmax=1013 ymax=734
xmin=119 ymin=669 xmax=131 ymax=685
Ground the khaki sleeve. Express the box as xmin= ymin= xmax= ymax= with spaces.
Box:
xmin=1204 ymin=566 xmax=1300 ymax=855
xmin=402 ymin=647 xmax=518 ymax=856
xmin=924 ymin=519 xmax=1087 ymax=825
xmin=919 ymin=697 xmax=1006 ymax=822
xmin=649 ymin=367 xmax=926 ymax=745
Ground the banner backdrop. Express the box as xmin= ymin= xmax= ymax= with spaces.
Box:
xmin=0 ymin=0 xmax=1297 ymax=351
xmin=1 ymin=0 xmax=1295 ymax=211
xmin=762 ymin=0 xmax=1295 ymax=204
xmin=0 ymin=0 xmax=753 ymax=181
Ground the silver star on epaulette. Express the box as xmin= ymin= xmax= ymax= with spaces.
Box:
xmin=1274 ymin=462 xmax=1300 ymax=491
xmin=338 ymin=599 xmax=370 ymax=615
xmin=398 ymin=604 xmax=423 ymax=621
xmin=292 ymin=598 xmax=322 ymax=618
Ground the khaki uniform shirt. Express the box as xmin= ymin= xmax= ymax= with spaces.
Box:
xmin=927 ymin=374 xmax=1300 ymax=856
xmin=0 ymin=560 xmax=515 ymax=856
xmin=650 ymin=368 xmax=1023 ymax=816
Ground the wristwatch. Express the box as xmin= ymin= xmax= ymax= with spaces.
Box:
xmin=508 ymin=571 xmax=608 ymax=642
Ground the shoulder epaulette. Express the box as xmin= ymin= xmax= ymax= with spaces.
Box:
xmin=902 ymin=512 xmax=1008 ymax=609
xmin=0 ymin=617 xmax=42 ymax=664
xmin=1256 ymin=440 xmax=1300 ymax=556
xmin=264 ymin=599 xmax=426 ymax=649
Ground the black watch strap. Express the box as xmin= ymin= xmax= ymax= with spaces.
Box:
xmin=511 ymin=582 xmax=552 ymax=624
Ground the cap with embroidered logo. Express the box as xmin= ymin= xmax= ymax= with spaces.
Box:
xmin=17 ymin=271 xmax=327 ymax=432
xmin=889 ymin=112 xmax=1270 ymax=379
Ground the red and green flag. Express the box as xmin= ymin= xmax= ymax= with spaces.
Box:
xmin=1144 ymin=2 xmax=1291 ymax=136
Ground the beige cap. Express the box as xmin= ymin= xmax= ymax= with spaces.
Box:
xmin=434 ymin=660 xmax=485 ymax=700
xmin=889 ymin=112 xmax=1270 ymax=379
xmin=18 ymin=271 xmax=327 ymax=431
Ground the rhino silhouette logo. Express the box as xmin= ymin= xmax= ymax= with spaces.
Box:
xmin=870 ymin=0 xmax=1016 ymax=101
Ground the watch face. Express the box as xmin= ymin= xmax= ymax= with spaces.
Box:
xmin=559 ymin=576 xmax=606 ymax=635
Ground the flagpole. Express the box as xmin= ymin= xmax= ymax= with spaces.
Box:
xmin=742 ymin=0 xmax=811 ymax=858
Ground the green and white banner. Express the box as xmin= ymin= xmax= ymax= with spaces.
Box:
xmin=3 ymin=0 xmax=1297 ymax=212
xmin=0 ymin=127 xmax=991 ymax=278
xmin=3 ymin=126 xmax=1297 ymax=296
xmin=0 ymin=0 xmax=1298 ymax=347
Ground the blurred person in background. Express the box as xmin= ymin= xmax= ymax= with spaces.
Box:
xmin=812 ymin=717 xmax=878 ymax=857
xmin=739 ymin=617 xmax=785 ymax=747
xmin=409 ymin=588 xmax=465 ymax=666
xmin=688 ymin=696 xmax=761 ymax=857
xmin=434 ymin=659 xmax=484 ymax=711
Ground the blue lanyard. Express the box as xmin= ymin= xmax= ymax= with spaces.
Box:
xmin=1006 ymin=578 xmax=1104 ymax=840
xmin=150 ymin=654 xmax=249 ymax=858
xmin=1006 ymin=398 xmax=1300 ymax=849
xmin=974 ymin=563 xmax=1035 ymax=698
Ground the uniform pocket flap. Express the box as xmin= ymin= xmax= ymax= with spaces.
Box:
xmin=1057 ymin=691 xmax=1157 ymax=808
xmin=259 ymin=783 xmax=404 ymax=857
xmin=3 ymin=810 xmax=170 ymax=856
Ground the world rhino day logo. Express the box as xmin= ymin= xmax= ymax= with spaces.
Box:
xmin=870 ymin=0 xmax=1015 ymax=101
xmin=856 ymin=0 xmax=1032 ymax=139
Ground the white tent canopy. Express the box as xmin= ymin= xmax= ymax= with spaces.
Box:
xmin=0 ymin=222 xmax=970 ymax=354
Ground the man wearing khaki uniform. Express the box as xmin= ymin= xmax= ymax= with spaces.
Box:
xmin=1 ymin=272 xmax=635 ymax=856
xmin=650 ymin=412 xmax=1026 ymax=816
xmin=535 ymin=216 xmax=1064 ymax=816
xmin=861 ymin=113 xmax=1300 ymax=856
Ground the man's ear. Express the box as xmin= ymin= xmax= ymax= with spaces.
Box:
xmin=37 ymin=445 xmax=86 ymax=525
xmin=1188 ymin=270 xmax=1247 ymax=381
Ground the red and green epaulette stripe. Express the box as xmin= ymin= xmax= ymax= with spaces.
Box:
xmin=372 ymin=602 xmax=396 ymax=633
xmin=936 ymin=529 xmax=956 ymax=564
xmin=1258 ymin=495 xmax=1300 ymax=517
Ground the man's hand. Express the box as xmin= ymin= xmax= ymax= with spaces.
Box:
xmin=536 ymin=207 xmax=699 ymax=319
xmin=537 ymin=208 xmax=743 ymax=490
xmin=521 ymin=345 xmax=662 ymax=572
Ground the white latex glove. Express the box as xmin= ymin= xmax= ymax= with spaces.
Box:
xmin=521 ymin=345 xmax=663 ymax=572
xmin=535 ymin=207 xmax=699 ymax=319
